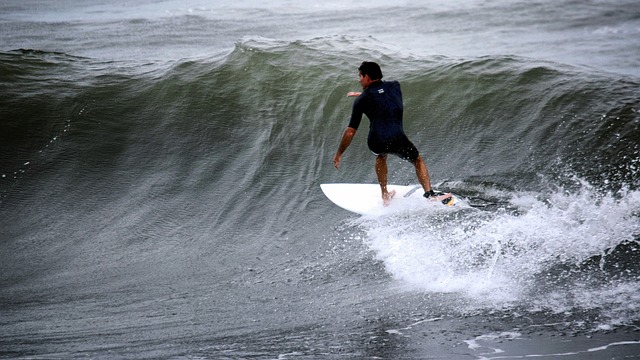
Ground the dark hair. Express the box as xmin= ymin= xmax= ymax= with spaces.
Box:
xmin=358 ymin=61 xmax=383 ymax=80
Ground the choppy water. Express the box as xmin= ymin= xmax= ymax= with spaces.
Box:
xmin=1 ymin=1 xmax=640 ymax=359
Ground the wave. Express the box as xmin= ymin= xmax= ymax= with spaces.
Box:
xmin=1 ymin=37 xmax=639 ymax=329
xmin=4 ymin=40 xmax=638 ymax=186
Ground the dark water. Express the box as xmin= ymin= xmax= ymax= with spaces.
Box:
xmin=1 ymin=1 xmax=640 ymax=359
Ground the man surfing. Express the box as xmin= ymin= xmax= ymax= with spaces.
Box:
xmin=332 ymin=61 xmax=452 ymax=206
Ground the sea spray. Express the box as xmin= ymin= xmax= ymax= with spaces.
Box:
xmin=355 ymin=176 xmax=640 ymax=322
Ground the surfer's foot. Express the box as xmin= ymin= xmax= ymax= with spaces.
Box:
xmin=424 ymin=190 xmax=454 ymax=205
xmin=382 ymin=189 xmax=396 ymax=207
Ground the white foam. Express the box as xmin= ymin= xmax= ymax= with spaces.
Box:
xmin=465 ymin=332 xmax=640 ymax=359
xmin=464 ymin=331 xmax=521 ymax=352
xmin=356 ymin=180 xmax=640 ymax=315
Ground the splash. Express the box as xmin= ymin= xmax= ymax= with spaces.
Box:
xmin=355 ymin=179 xmax=640 ymax=313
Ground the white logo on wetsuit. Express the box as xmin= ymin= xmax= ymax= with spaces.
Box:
xmin=378 ymin=89 xmax=385 ymax=94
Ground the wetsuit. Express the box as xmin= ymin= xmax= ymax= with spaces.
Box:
xmin=348 ymin=80 xmax=419 ymax=162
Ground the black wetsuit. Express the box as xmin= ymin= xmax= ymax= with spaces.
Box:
xmin=348 ymin=80 xmax=419 ymax=162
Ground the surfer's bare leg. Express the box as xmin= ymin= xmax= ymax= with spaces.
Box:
xmin=414 ymin=155 xmax=453 ymax=201
xmin=376 ymin=155 xmax=396 ymax=205
xmin=413 ymin=155 xmax=432 ymax=193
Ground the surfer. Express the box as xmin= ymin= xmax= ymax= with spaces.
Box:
xmin=333 ymin=61 xmax=450 ymax=206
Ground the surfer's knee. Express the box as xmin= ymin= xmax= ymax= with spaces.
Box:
xmin=375 ymin=154 xmax=387 ymax=167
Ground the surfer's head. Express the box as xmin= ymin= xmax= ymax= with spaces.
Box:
xmin=358 ymin=61 xmax=383 ymax=89
xmin=358 ymin=61 xmax=383 ymax=81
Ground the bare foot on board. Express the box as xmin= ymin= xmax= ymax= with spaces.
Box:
xmin=432 ymin=193 xmax=451 ymax=201
xmin=433 ymin=193 xmax=455 ymax=206
xmin=382 ymin=189 xmax=396 ymax=207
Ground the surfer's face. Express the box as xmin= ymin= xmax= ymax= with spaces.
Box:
xmin=358 ymin=72 xmax=372 ymax=89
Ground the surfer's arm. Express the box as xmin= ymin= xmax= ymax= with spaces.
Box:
xmin=333 ymin=127 xmax=356 ymax=169
xmin=347 ymin=91 xmax=361 ymax=97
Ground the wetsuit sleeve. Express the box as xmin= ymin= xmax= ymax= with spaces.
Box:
xmin=347 ymin=94 xmax=365 ymax=130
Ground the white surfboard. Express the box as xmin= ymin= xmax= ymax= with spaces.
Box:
xmin=320 ymin=183 xmax=461 ymax=216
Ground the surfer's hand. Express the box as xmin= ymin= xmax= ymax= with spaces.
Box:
xmin=333 ymin=153 xmax=341 ymax=169
xmin=347 ymin=92 xmax=361 ymax=97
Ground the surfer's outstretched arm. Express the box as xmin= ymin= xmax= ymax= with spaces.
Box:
xmin=333 ymin=127 xmax=356 ymax=169
xmin=347 ymin=91 xmax=361 ymax=97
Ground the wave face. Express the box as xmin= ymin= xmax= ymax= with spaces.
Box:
xmin=1 ymin=38 xmax=639 ymax=357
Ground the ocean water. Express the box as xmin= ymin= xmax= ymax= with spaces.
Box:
xmin=1 ymin=1 xmax=640 ymax=359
